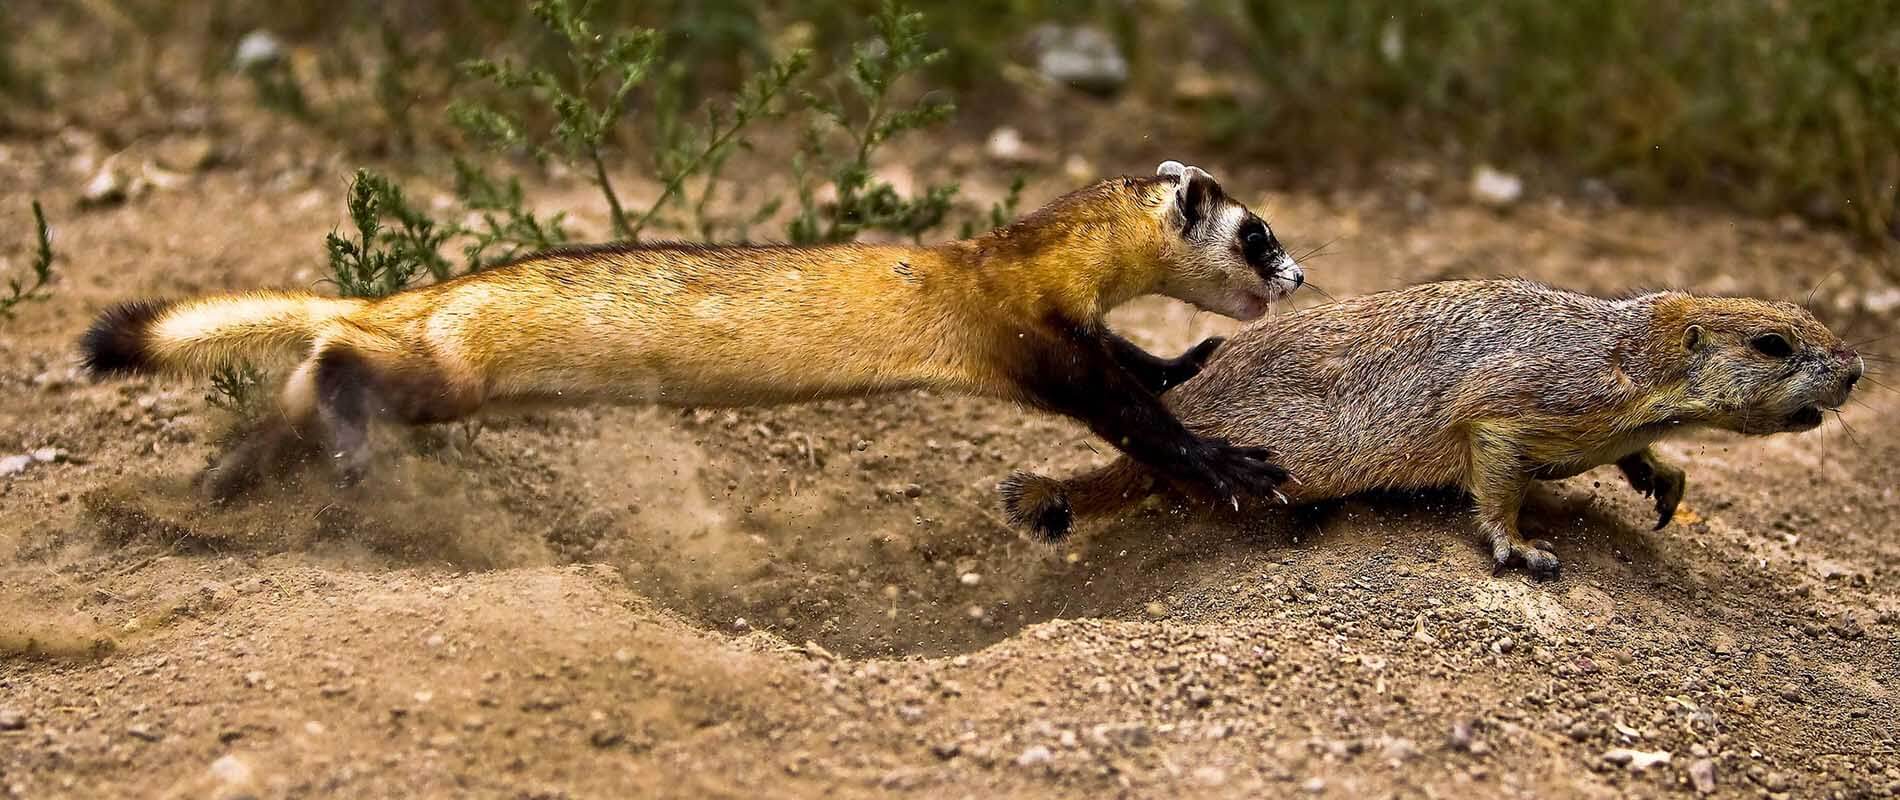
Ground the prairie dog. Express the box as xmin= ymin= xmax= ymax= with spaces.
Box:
xmin=1002 ymin=279 xmax=1863 ymax=577
xmin=82 ymin=162 xmax=1304 ymax=502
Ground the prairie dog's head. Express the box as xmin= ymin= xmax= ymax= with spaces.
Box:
xmin=1149 ymin=161 xmax=1302 ymax=321
xmin=1673 ymin=297 xmax=1861 ymax=434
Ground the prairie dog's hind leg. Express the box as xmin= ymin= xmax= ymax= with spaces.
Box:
xmin=1469 ymin=428 xmax=1558 ymax=578
xmin=1616 ymin=448 xmax=1686 ymax=530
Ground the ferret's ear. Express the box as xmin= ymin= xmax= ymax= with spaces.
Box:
xmin=1159 ymin=162 xmax=1223 ymax=235
xmin=1683 ymin=324 xmax=1706 ymax=352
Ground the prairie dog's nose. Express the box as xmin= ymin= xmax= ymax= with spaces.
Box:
xmin=1844 ymin=354 xmax=1863 ymax=392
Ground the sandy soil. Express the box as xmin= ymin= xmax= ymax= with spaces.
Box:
xmin=1 ymin=92 xmax=1897 ymax=800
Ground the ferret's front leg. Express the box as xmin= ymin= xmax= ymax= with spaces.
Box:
xmin=1103 ymin=333 xmax=1226 ymax=394
xmin=1616 ymin=448 xmax=1687 ymax=530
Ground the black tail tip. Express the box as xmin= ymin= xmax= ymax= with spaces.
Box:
xmin=999 ymin=471 xmax=1074 ymax=542
xmin=79 ymin=300 xmax=170 ymax=377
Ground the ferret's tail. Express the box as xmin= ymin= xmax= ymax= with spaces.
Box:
xmin=999 ymin=458 xmax=1154 ymax=542
xmin=80 ymin=291 xmax=369 ymax=377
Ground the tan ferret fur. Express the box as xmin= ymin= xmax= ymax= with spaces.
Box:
xmin=82 ymin=162 xmax=1303 ymax=501
xmin=1001 ymin=279 xmax=1864 ymax=577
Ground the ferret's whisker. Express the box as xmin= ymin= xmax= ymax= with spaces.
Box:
xmin=1302 ymin=282 xmax=1339 ymax=303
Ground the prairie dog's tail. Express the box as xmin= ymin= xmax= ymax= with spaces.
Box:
xmin=999 ymin=458 xmax=1154 ymax=542
xmin=80 ymin=292 xmax=369 ymax=377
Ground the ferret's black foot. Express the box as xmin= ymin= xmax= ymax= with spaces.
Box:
xmin=1156 ymin=336 xmax=1226 ymax=389
xmin=1184 ymin=438 xmax=1291 ymax=511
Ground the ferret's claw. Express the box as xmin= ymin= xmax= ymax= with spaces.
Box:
xmin=1230 ymin=496 xmax=1241 ymax=512
xmin=1272 ymin=489 xmax=1290 ymax=505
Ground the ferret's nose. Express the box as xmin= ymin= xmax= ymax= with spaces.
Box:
xmin=1293 ymin=271 xmax=1305 ymax=288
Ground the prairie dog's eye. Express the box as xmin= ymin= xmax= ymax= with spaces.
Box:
xmin=1750 ymin=333 xmax=1794 ymax=358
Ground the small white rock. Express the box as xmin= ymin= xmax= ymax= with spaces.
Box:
xmin=984 ymin=128 xmax=1040 ymax=164
xmin=0 ymin=455 xmax=31 ymax=476
xmin=208 ymin=754 xmax=254 ymax=786
xmin=1603 ymin=747 xmax=1672 ymax=771
xmin=81 ymin=162 xmax=129 ymax=207
xmin=1471 ymin=165 xmax=1523 ymax=207
xmin=1862 ymin=287 xmax=1900 ymax=315
xmin=959 ymin=572 xmax=981 ymax=587
xmin=234 ymin=31 xmax=284 ymax=70
xmin=1015 ymin=745 xmax=1053 ymax=767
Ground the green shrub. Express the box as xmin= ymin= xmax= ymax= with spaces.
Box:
xmin=451 ymin=0 xmax=809 ymax=242
xmin=1222 ymin=0 xmax=1900 ymax=240
xmin=0 ymin=201 xmax=55 ymax=320
xmin=786 ymin=0 xmax=959 ymax=245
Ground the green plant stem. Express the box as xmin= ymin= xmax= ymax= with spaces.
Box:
xmin=591 ymin=147 xmax=632 ymax=239
xmin=625 ymin=118 xmax=755 ymax=241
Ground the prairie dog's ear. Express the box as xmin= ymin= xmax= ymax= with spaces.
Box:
xmin=1683 ymin=324 xmax=1706 ymax=352
xmin=1161 ymin=162 xmax=1223 ymax=235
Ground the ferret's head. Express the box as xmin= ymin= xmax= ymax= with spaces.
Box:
xmin=1147 ymin=161 xmax=1303 ymax=321
xmin=1673 ymin=297 xmax=1861 ymax=434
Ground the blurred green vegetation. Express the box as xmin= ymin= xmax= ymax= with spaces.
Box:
xmin=5 ymin=0 xmax=1896 ymax=241
xmin=1223 ymin=1 xmax=1900 ymax=241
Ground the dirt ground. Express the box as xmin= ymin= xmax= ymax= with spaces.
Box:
xmin=1 ymin=89 xmax=1898 ymax=800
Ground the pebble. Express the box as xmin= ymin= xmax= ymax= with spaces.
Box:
xmin=81 ymin=159 xmax=130 ymax=207
xmin=1447 ymin=719 xmax=1477 ymax=752
xmin=984 ymin=127 xmax=1042 ymax=165
xmin=1689 ymin=758 xmax=1717 ymax=794
xmin=959 ymin=572 xmax=981 ymax=587
xmin=1031 ymin=25 xmax=1129 ymax=95
xmin=1015 ymin=745 xmax=1053 ymax=767
xmin=1603 ymin=747 xmax=1672 ymax=771
xmin=155 ymin=135 xmax=220 ymax=173
xmin=0 ymin=709 xmax=24 ymax=730
xmin=208 ymin=754 xmax=254 ymax=787
xmin=234 ymin=31 xmax=284 ymax=70
xmin=0 ymin=456 xmax=28 ymax=477
xmin=1491 ymin=637 xmax=1515 ymax=655
xmin=1471 ymin=165 xmax=1524 ymax=207
xmin=126 ymin=723 xmax=161 ymax=742
xmin=1302 ymin=776 xmax=1327 ymax=794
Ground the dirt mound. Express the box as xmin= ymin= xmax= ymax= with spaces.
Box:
xmin=2 ymin=118 xmax=1897 ymax=798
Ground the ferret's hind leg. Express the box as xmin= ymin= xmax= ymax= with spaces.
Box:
xmin=200 ymin=360 xmax=324 ymax=501
xmin=310 ymin=336 xmax=484 ymax=488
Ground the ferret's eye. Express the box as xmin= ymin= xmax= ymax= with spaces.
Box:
xmin=1750 ymin=333 xmax=1794 ymax=358
xmin=1240 ymin=226 xmax=1271 ymax=261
